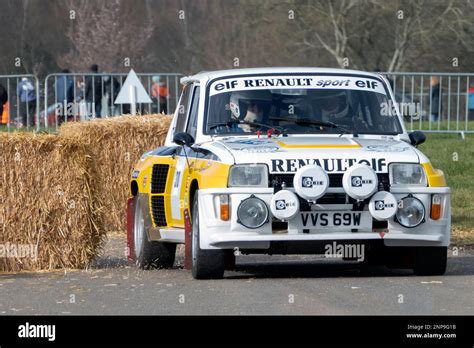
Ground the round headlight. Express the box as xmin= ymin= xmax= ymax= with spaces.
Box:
xmin=237 ymin=196 xmax=269 ymax=229
xmin=395 ymin=196 xmax=425 ymax=228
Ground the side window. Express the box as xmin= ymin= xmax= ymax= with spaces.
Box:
xmin=174 ymin=84 xmax=191 ymax=134
xmin=186 ymin=86 xmax=200 ymax=139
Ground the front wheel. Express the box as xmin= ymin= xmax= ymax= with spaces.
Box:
xmin=413 ymin=246 xmax=447 ymax=276
xmin=191 ymin=192 xmax=225 ymax=279
xmin=133 ymin=197 xmax=176 ymax=269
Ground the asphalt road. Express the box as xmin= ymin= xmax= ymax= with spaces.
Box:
xmin=0 ymin=234 xmax=473 ymax=315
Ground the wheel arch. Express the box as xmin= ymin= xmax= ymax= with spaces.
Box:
xmin=130 ymin=180 xmax=139 ymax=196
xmin=189 ymin=179 xmax=199 ymax=210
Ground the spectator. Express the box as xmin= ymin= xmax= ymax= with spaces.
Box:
xmin=0 ymin=83 xmax=8 ymax=118
xmin=17 ymin=77 xmax=37 ymax=127
xmin=468 ymin=84 xmax=474 ymax=121
xmin=85 ymin=64 xmax=103 ymax=118
xmin=55 ymin=69 xmax=74 ymax=124
xmin=55 ymin=69 xmax=74 ymax=106
xmin=75 ymin=79 xmax=88 ymax=121
xmin=430 ymin=76 xmax=442 ymax=122
xmin=0 ymin=101 xmax=8 ymax=125
xmin=151 ymin=76 xmax=169 ymax=113
xmin=76 ymin=79 xmax=85 ymax=102
xmin=104 ymin=75 xmax=120 ymax=116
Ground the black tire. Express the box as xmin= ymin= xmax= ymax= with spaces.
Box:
xmin=134 ymin=198 xmax=176 ymax=270
xmin=413 ymin=246 xmax=447 ymax=276
xmin=191 ymin=192 xmax=225 ymax=279
xmin=359 ymin=242 xmax=384 ymax=274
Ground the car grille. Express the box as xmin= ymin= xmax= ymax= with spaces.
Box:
xmin=151 ymin=195 xmax=167 ymax=226
xmin=151 ymin=164 xmax=169 ymax=194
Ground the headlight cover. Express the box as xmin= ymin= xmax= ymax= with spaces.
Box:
xmin=228 ymin=164 xmax=268 ymax=187
xmin=237 ymin=195 xmax=269 ymax=229
xmin=395 ymin=196 xmax=425 ymax=228
xmin=389 ymin=163 xmax=427 ymax=186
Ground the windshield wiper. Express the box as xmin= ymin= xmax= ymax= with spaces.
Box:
xmin=208 ymin=120 xmax=285 ymax=135
xmin=270 ymin=117 xmax=357 ymax=137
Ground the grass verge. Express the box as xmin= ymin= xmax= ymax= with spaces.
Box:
xmin=419 ymin=133 xmax=474 ymax=245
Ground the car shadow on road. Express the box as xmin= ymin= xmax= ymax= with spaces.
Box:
xmin=226 ymin=255 xmax=474 ymax=279
xmin=91 ymin=255 xmax=130 ymax=269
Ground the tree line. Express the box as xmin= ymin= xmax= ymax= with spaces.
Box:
xmin=0 ymin=0 xmax=473 ymax=77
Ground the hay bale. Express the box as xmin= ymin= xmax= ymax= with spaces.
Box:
xmin=59 ymin=114 xmax=172 ymax=232
xmin=0 ymin=133 xmax=105 ymax=272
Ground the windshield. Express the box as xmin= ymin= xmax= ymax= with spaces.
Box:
xmin=205 ymin=75 xmax=402 ymax=135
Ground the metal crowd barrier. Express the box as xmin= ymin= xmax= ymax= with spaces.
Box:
xmin=0 ymin=74 xmax=40 ymax=132
xmin=43 ymin=73 xmax=183 ymax=130
xmin=1 ymin=71 xmax=473 ymax=136
xmin=380 ymin=72 xmax=474 ymax=137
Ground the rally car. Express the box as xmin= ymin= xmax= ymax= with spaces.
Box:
xmin=127 ymin=67 xmax=451 ymax=279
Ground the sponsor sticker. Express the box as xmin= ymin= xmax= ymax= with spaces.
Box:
xmin=366 ymin=144 xmax=410 ymax=152
xmin=374 ymin=200 xmax=395 ymax=211
xmin=241 ymin=146 xmax=279 ymax=153
xmin=210 ymin=75 xmax=387 ymax=96
xmin=350 ymin=176 xmax=373 ymax=187
xmin=275 ymin=199 xmax=297 ymax=210
xmin=271 ymin=157 xmax=387 ymax=173
xmin=225 ymin=139 xmax=276 ymax=146
xmin=302 ymin=176 xmax=324 ymax=187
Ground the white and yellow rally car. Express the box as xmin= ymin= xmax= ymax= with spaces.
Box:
xmin=127 ymin=68 xmax=451 ymax=279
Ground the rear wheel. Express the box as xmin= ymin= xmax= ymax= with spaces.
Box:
xmin=191 ymin=193 xmax=225 ymax=279
xmin=134 ymin=198 xmax=176 ymax=269
xmin=413 ymin=246 xmax=447 ymax=276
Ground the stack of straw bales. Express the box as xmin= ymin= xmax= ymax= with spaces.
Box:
xmin=60 ymin=114 xmax=172 ymax=232
xmin=0 ymin=133 xmax=105 ymax=271
xmin=0 ymin=114 xmax=172 ymax=272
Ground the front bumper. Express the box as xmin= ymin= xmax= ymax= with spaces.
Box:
xmin=198 ymin=186 xmax=451 ymax=250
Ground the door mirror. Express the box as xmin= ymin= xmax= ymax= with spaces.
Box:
xmin=409 ymin=131 xmax=426 ymax=146
xmin=173 ymin=132 xmax=195 ymax=147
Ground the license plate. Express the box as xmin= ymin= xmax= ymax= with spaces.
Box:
xmin=290 ymin=211 xmax=372 ymax=231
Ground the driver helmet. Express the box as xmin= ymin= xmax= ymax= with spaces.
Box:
xmin=313 ymin=90 xmax=349 ymax=121
xmin=229 ymin=90 xmax=272 ymax=123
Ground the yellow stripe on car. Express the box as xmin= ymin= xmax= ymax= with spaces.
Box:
xmin=275 ymin=140 xmax=361 ymax=149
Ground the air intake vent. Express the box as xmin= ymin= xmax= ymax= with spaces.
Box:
xmin=151 ymin=196 xmax=167 ymax=226
xmin=151 ymin=164 xmax=169 ymax=193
